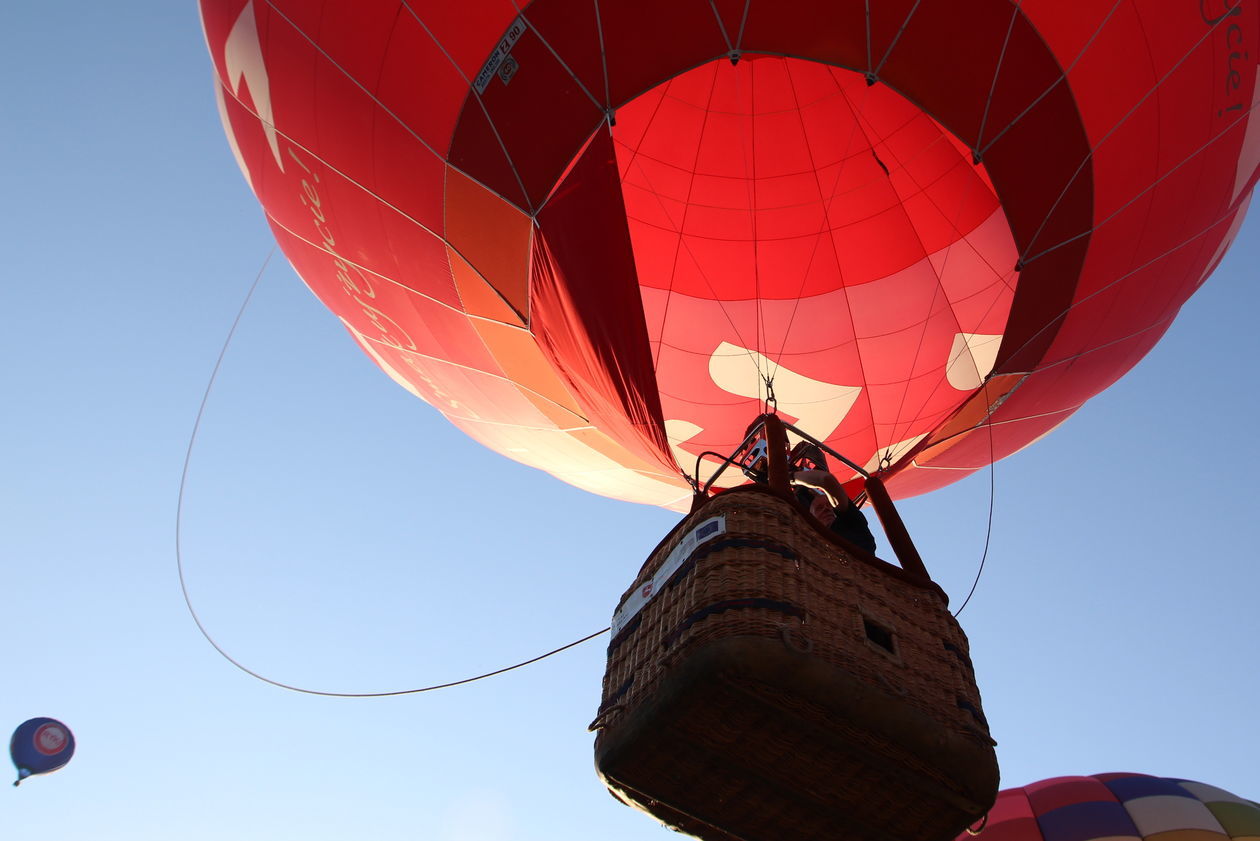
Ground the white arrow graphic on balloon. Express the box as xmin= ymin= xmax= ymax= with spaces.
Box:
xmin=708 ymin=342 xmax=862 ymax=440
xmin=223 ymin=0 xmax=284 ymax=173
xmin=666 ymin=342 xmax=862 ymax=480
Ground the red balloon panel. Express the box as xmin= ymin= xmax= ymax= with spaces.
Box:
xmin=199 ymin=0 xmax=1259 ymax=509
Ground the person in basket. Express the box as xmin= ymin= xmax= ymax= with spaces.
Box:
xmin=790 ymin=468 xmax=877 ymax=555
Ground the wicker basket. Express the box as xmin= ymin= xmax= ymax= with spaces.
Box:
xmin=592 ymin=485 xmax=998 ymax=841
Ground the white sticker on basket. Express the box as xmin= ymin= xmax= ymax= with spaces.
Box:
xmin=611 ymin=515 xmax=726 ymax=635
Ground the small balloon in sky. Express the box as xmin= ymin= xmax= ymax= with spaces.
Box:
xmin=10 ymin=718 xmax=75 ymax=786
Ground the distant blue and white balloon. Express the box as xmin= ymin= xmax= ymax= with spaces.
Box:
xmin=10 ymin=718 xmax=74 ymax=786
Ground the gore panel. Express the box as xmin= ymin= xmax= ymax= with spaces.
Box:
xmin=619 ymin=58 xmax=1019 ymax=485
xmin=532 ymin=127 xmax=675 ymax=475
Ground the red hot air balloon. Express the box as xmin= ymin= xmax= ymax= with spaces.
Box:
xmin=959 ymin=773 xmax=1260 ymax=841
xmin=199 ymin=0 xmax=1259 ymax=510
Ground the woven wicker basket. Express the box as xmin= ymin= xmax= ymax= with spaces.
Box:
xmin=592 ymin=484 xmax=998 ymax=841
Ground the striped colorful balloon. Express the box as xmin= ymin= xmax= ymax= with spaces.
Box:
xmin=968 ymin=774 xmax=1260 ymax=841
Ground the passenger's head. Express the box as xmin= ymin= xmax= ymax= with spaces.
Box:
xmin=795 ymin=487 xmax=836 ymax=527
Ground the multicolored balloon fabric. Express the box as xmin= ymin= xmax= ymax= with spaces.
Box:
xmin=964 ymin=773 xmax=1260 ymax=841
xmin=10 ymin=717 xmax=75 ymax=786
xmin=200 ymin=1 xmax=1259 ymax=510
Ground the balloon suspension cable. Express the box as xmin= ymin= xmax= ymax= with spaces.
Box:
xmin=763 ymin=374 xmax=777 ymax=414
xmin=176 ymin=249 xmax=609 ymax=698
xmin=681 ymin=467 xmax=700 ymax=494
xmin=952 ymin=399 xmax=997 ymax=618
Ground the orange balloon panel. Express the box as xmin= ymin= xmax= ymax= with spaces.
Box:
xmin=200 ymin=0 xmax=1259 ymax=509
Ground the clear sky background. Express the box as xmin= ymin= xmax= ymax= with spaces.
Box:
xmin=3 ymin=3 xmax=1257 ymax=840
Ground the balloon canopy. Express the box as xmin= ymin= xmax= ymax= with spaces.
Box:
xmin=965 ymin=773 xmax=1260 ymax=841
xmin=10 ymin=717 xmax=75 ymax=786
xmin=200 ymin=0 xmax=1259 ymax=510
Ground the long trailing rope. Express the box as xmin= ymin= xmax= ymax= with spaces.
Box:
xmin=176 ymin=249 xmax=608 ymax=697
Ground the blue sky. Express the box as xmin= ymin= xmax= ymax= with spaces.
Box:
xmin=3 ymin=3 xmax=1256 ymax=839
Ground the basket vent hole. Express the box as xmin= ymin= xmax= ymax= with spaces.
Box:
xmin=863 ymin=618 xmax=896 ymax=655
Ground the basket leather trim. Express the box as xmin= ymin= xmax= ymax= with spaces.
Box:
xmin=661 ymin=598 xmax=805 ymax=650
xmin=608 ymin=536 xmax=801 ymax=655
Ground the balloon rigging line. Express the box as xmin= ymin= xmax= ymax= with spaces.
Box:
xmin=763 ymin=66 xmax=874 ymax=397
xmin=864 ymin=0 xmax=873 ymax=75
xmin=391 ymin=0 xmax=535 ymax=212
xmin=260 ymin=0 xmax=532 ymax=216
xmin=217 ymin=85 xmax=444 ymax=248
xmin=872 ymin=0 xmax=923 ymax=79
xmin=767 ymin=77 xmax=879 ymax=411
xmin=879 ymin=120 xmax=979 ymax=451
xmin=257 ymin=0 xmax=436 ymax=176
xmin=976 ymin=0 xmax=1124 ymax=157
xmin=952 ymin=395 xmax=997 ymax=618
xmin=727 ymin=58 xmax=763 ymax=406
xmin=733 ymin=0 xmax=752 ymax=51
xmin=513 ymin=6 xmax=605 ymax=114
xmin=846 ymin=87 xmax=922 ymax=447
xmin=765 ymin=70 xmax=860 ymax=378
xmin=591 ymin=0 xmax=612 ymax=110
xmin=1023 ymin=97 xmax=1258 ymax=267
xmin=217 ymin=66 xmax=535 ymax=280
xmin=1019 ymin=15 xmax=1246 ymax=259
xmin=730 ymin=53 xmax=772 ymax=411
xmin=626 ymin=89 xmax=691 ymax=384
xmin=708 ymin=0 xmax=736 ymax=54
xmin=624 ymin=111 xmax=767 ymax=412
xmin=176 ymin=249 xmax=609 ymax=698
xmin=879 ymin=164 xmax=1021 ymax=465
xmin=995 ymin=198 xmax=1248 ymax=383
xmin=975 ymin=0 xmax=1022 ymax=155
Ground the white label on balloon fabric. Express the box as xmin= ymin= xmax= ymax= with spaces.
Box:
xmin=611 ymin=515 xmax=726 ymax=635
xmin=474 ymin=17 xmax=527 ymax=94
xmin=34 ymin=724 xmax=67 ymax=755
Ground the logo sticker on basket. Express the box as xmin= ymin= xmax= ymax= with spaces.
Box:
xmin=696 ymin=520 xmax=722 ymax=541
xmin=612 ymin=515 xmax=726 ymax=634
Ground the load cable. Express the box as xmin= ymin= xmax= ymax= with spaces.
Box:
xmin=176 ymin=249 xmax=608 ymax=697
xmin=952 ymin=387 xmax=998 ymax=618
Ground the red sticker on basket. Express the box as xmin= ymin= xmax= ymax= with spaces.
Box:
xmin=612 ymin=515 xmax=726 ymax=634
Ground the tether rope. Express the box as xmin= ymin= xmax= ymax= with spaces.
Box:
xmin=176 ymin=250 xmax=608 ymax=697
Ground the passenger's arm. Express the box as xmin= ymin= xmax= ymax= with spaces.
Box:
xmin=789 ymin=468 xmax=852 ymax=510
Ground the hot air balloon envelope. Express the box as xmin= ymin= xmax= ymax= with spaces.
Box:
xmin=10 ymin=717 xmax=75 ymax=785
xmin=962 ymin=773 xmax=1260 ymax=841
xmin=200 ymin=0 xmax=1260 ymax=509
